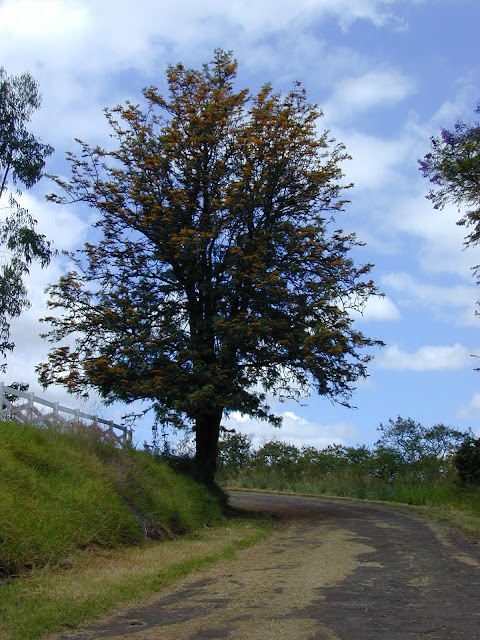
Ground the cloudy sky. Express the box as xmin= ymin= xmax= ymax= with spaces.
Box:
xmin=1 ymin=0 xmax=480 ymax=450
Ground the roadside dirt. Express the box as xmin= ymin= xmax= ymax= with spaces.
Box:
xmin=56 ymin=491 xmax=480 ymax=639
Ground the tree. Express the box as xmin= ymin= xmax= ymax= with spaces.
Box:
xmin=217 ymin=430 xmax=253 ymax=470
xmin=253 ymin=438 xmax=301 ymax=476
xmin=300 ymin=443 xmax=350 ymax=475
xmin=419 ymin=102 xmax=480 ymax=269
xmin=454 ymin=434 xmax=480 ymax=485
xmin=37 ymin=50 xmax=380 ymax=487
xmin=376 ymin=416 xmax=428 ymax=466
xmin=375 ymin=416 xmax=464 ymax=479
xmin=0 ymin=67 xmax=54 ymax=368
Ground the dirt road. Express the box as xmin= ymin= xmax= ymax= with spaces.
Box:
xmin=59 ymin=491 xmax=480 ymax=639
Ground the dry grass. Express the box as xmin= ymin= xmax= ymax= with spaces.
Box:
xmin=0 ymin=518 xmax=271 ymax=640
xmin=60 ymin=513 xmax=371 ymax=640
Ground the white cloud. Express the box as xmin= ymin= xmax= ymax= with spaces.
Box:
xmin=17 ymin=191 xmax=90 ymax=254
xmin=0 ymin=0 xmax=89 ymax=40
xmin=388 ymin=195 xmax=474 ymax=277
xmin=224 ymin=409 xmax=358 ymax=449
xmin=2 ymin=189 xmax=90 ymax=385
xmin=428 ymin=85 xmax=479 ymax=133
xmin=327 ymin=68 xmax=416 ymax=121
xmin=333 ymin=91 xmax=480 ymax=280
xmin=0 ymin=3 xmax=419 ymax=155
xmin=457 ymin=394 xmax=480 ymax=432
xmin=382 ymin=272 xmax=478 ymax=326
xmin=351 ymin=295 xmax=401 ymax=321
xmin=6 ymin=252 xmax=78 ymax=388
xmin=364 ymin=295 xmax=401 ymax=321
xmin=230 ymin=411 xmax=251 ymax=423
xmin=283 ymin=411 xmax=308 ymax=425
xmin=316 ymin=0 xmax=405 ymax=30
xmin=0 ymin=0 xmax=413 ymax=151
xmin=376 ymin=343 xmax=478 ymax=371
xmin=468 ymin=393 xmax=480 ymax=411
xmin=0 ymin=0 xmax=408 ymax=72
xmin=338 ymin=131 xmax=413 ymax=190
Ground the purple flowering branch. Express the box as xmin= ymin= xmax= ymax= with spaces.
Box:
xmin=419 ymin=101 xmax=480 ymax=251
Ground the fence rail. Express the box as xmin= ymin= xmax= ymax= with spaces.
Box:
xmin=0 ymin=383 xmax=132 ymax=447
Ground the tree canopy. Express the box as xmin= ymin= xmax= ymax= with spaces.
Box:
xmin=419 ymin=102 xmax=480 ymax=270
xmin=376 ymin=416 xmax=464 ymax=465
xmin=0 ymin=67 xmax=54 ymax=368
xmin=38 ymin=50 xmax=380 ymax=485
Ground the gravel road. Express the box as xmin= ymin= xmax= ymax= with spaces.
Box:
xmin=58 ymin=491 xmax=480 ymax=639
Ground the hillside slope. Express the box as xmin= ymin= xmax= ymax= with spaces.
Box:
xmin=0 ymin=420 xmax=222 ymax=578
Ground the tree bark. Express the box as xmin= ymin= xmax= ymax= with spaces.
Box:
xmin=194 ymin=407 xmax=223 ymax=488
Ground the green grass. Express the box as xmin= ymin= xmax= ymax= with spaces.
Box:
xmin=0 ymin=518 xmax=271 ymax=640
xmin=0 ymin=419 xmax=222 ymax=578
xmin=0 ymin=419 xmax=272 ymax=640
xmin=3 ymin=418 xmax=478 ymax=638
xmin=219 ymin=467 xmax=480 ymax=538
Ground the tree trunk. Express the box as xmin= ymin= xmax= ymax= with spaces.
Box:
xmin=194 ymin=407 xmax=223 ymax=488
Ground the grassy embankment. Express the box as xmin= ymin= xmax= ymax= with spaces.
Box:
xmin=0 ymin=420 xmax=271 ymax=640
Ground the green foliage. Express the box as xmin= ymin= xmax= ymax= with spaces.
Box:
xmin=0 ymin=67 xmax=54 ymax=367
xmin=0 ymin=420 xmax=222 ymax=578
xmin=0 ymin=68 xmax=53 ymax=191
xmin=253 ymin=438 xmax=301 ymax=476
xmin=299 ymin=443 xmax=348 ymax=474
xmin=376 ymin=416 xmax=426 ymax=464
xmin=38 ymin=49 xmax=380 ymax=486
xmin=419 ymin=102 xmax=480 ymax=264
xmin=217 ymin=430 xmax=253 ymax=470
xmin=454 ymin=435 xmax=480 ymax=485
xmin=375 ymin=416 xmax=464 ymax=479
xmin=217 ymin=418 xmax=475 ymax=513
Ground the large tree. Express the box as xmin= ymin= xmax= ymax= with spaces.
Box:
xmin=419 ymin=102 xmax=480 ymax=270
xmin=38 ymin=51 xmax=380 ymax=486
xmin=0 ymin=67 xmax=54 ymax=368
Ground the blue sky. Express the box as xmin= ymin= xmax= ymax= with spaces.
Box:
xmin=1 ymin=0 xmax=480 ymax=450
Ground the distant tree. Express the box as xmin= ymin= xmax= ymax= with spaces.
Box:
xmin=423 ymin=422 xmax=464 ymax=461
xmin=254 ymin=438 xmax=300 ymax=475
xmin=299 ymin=444 xmax=331 ymax=474
xmin=376 ymin=416 xmax=464 ymax=479
xmin=217 ymin=430 xmax=253 ymax=470
xmin=376 ymin=417 xmax=426 ymax=466
xmin=372 ymin=445 xmax=403 ymax=482
xmin=344 ymin=444 xmax=373 ymax=467
xmin=37 ymin=50 xmax=380 ymax=487
xmin=454 ymin=434 xmax=480 ymax=485
xmin=173 ymin=433 xmax=196 ymax=459
xmin=0 ymin=67 xmax=54 ymax=368
xmin=419 ymin=102 xmax=480 ymax=269
xmin=299 ymin=443 xmax=350 ymax=475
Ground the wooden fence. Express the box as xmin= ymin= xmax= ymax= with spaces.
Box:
xmin=0 ymin=382 xmax=132 ymax=447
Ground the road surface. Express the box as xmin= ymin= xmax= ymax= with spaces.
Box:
xmin=58 ymin=491 xmax=480 ymax=639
